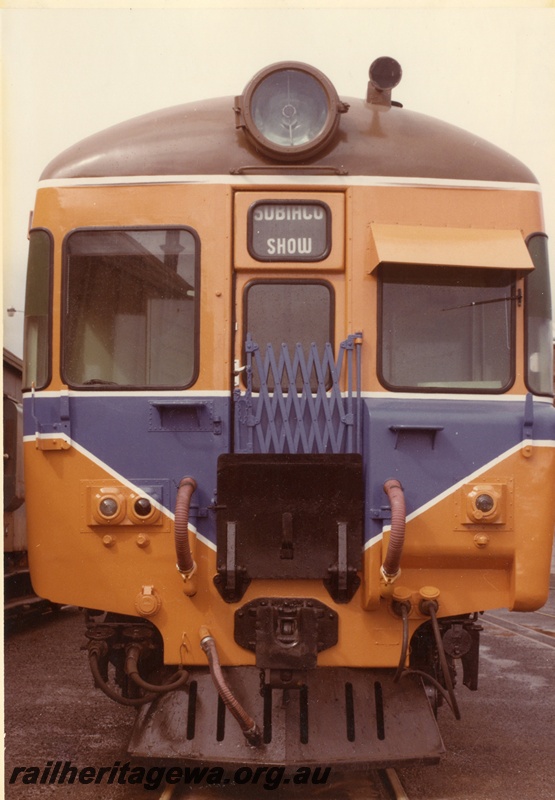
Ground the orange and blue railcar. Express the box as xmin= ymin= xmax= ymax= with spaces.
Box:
xmin=23 ymin=58 xmax=555 ymax=766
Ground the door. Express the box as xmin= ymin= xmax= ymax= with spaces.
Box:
xmin=231 ymin=191 xmax=361 ymax=454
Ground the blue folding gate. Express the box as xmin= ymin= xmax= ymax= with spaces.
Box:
xmin=233 ymin=333 xmax=363 ymax=454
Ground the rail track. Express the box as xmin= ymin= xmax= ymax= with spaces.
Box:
xmin=482 ymin=608 xmax=555 ymax=649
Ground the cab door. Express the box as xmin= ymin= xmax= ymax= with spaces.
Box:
xmin=231 ymin=190 xmax=361 ymax=455
xmin=214 ymin=189 xmax=363 ymax=603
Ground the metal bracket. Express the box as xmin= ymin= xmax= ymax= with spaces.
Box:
xmin=34 ymin=390 xmax=72 ymax=450
xmin=324 ymin=521 xmax=361 ymax=604
xmin=213 ymin=521 xmax=251 ymax=602
xmin=522 ymin=392 xmax=534 ymax=440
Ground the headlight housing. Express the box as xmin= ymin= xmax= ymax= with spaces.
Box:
xmin=235 ymin=61 xmax=348 ymax=162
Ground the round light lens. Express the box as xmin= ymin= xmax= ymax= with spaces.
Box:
xmin=134 ymin=497 xmax=152 ymax=518
xmin=239 ymin=62 xmax=346 ymax=161
xmin=99 ymin=497 xmax=119 ymax=518
xmin=251 ymin=69 xmax=329 ymax=149
xmin=475 ymin=494 xmax=495 ymax=513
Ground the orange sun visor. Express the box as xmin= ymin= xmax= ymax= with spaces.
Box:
xmin=368 ymin=224 xmax=534 ymax=272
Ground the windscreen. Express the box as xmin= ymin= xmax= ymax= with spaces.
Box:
xmin=64 ymin=228 xmax=198 ymax=388
xmin=379 ymin=266 xmax=515 ymax=392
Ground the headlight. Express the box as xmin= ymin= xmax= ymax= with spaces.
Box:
xmin=236 ymin=61 xmax=348 ymax=161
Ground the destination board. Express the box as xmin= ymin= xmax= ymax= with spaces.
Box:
xmin=248 ymin=202 xmax=331 ymax=262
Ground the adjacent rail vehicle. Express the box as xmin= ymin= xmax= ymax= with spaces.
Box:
xmin=23 ymin=58 xmax=555 ymax=767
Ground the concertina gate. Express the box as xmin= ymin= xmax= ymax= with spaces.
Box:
xmin=233 ymin=332 xmax=363 ymax=455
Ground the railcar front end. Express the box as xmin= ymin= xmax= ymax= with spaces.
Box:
xmin=23 ymin=59 xmax=555 ymax=767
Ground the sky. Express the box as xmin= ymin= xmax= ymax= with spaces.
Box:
xmin=2 ymin=3 xmax=555 ymax=359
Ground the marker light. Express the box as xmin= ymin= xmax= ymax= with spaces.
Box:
xmin=93 ymin=488 xmax=127 ymax=525
xmin=128 ymin=492 xmax=161 ymax=525
xmin=134 ymin=497 xmax=153 ymax=517
xmin=466 ymin=484 xmax=504 ymax=523
xmin=99 ymin=497 xmax=119 ymax=518
xmin=475 ymin=494 xmax=495 ymax=514
xmin=236 ymin=61 xmax=348 ymax=162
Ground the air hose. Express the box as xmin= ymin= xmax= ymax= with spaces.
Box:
xmin=88 ymin=642 xmax=156 ymax=707
xmin=125 ymin=644 xmax=189 ymax=693
xmin=88 ymin=640 xmax=189 ymax=706
xmin=421 ymin=599 xmax=461 ymax=720
xmin=200 ymin=627 xmax=262 ymax=747
xmin=393 ymin=602 xmax=410 ymax=683
xmin=381 ymin=479 xmax=406 ymax=583
xmin=175 ymin=476 xmax=197 ymax=580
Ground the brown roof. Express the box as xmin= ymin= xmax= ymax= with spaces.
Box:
xmin=41 ymin=96 xmax=537 ymax=184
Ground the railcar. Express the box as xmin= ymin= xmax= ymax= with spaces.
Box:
xmin=23 ymin=57 xmax=555 ymax=767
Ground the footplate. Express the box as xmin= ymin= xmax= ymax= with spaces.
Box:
xmin=128 ymin=667 xmax=444 ymax=767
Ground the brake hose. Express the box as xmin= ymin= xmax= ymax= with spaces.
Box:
xmin=381 ymin=479 xmax=406 ymax=582
xmin=200 ymin=627 xmax=262 ymax=747
xmin=175 ymin=476 xmax=197 ymax=578
xmin=125 ymin=644 xmax=189 ymax=693
xmin=88 ymin=645 xmax=156 ymax=707
xmin=420 ymin=599 xmax=461 ymax=720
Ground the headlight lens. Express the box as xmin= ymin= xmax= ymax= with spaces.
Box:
xmin=251 ymin=69 xmax=328 ymax=148
xmin=237 ymin=61 xmax=348 ymax=161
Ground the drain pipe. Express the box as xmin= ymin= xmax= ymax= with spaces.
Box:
xmin=381 ymin=479 xmax=406 ymax=584
xmin=175 ymin=477 xmax=198 ymax=596
xmin=199 ymin=627 xmax=262 ymax=747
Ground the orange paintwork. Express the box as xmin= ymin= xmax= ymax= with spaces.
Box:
xmin=32 ymin=184 xmax=234 ymax=394
xmin=25 ymin=177 xmax=554 ymax=672
xmin=32 ymin=181 xmax=545 ymax=397
xmin=25 ymin=435 xmax=555 ymax=667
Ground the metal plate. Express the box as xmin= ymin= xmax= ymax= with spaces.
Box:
xmin=128 ymin=667 xmax=444 ymax=767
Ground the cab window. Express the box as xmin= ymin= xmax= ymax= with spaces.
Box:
xmin=525 ymin=234 xmax=553 ymax=396
xmin=379 ymin=266 xmax=515 ymax=392
xmin=63 ymin=228 xmax=199 ymax=388
xmin=23 ymin=229 xmax=52 ymax=390
xmin=243 ymin=280 xmax=334 ymax=391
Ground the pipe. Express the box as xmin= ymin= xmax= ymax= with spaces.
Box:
xmin=393 ymin=603 xmax=410 ymax=683
xmin=199 ymin=627 xmax=262 ymax=747
xmin=125 ymin=644 xmax=189 ymax=694
xmin=421 ymin=599 xmax=461 ymax=720
xmin=88 ymin=643 xmax=156 ymax=707
xmin=381 ymin=479 xmax=406 ymax=583
xmin=175 ymin=476 xmax=197 ymax=582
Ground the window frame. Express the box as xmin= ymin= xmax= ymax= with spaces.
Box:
xmin=524 ymin=232 xmax=554 ymax=398
xmin=241 ymin=278 xmax=335 ymax=391
xmin=377 ymin=264 xmax=517 ymax=394
xmin=61 ymin=225 xmax=201 ymax=391
xmin=23 ymin=227 xmax=54 ymax=391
